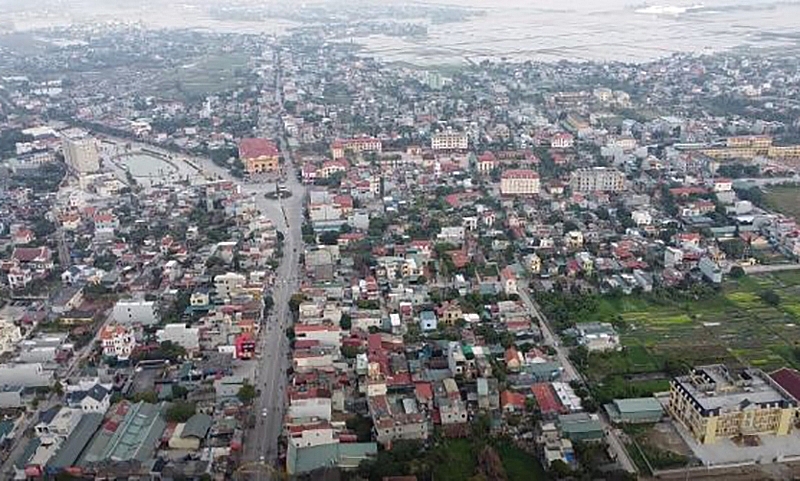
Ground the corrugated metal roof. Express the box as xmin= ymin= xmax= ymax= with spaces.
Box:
xmin=181 ymin=413 xmax=212 ymax=440
xmin=613 ymin=397 xmax=663 ymax=414
xmin=48 ymin=413 xmax=104 ymax=470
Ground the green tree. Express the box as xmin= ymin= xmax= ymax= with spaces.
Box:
xmin=237 ymin=382 xmax=257 ymax=404
xmin=340 ymin=313 xmax=352 ymax=330
xmin=166 ymin=401 xmax=196 ymax=422
xmin=760 ymin=289 xmax=781 ymax=307
xmin=319 ymin=231 xmax=340 ymax=245
xmin=346 ymin=415 xmax=374 ymax=442
xmin=729 ymin=266 xmax=745 ymax=279
xmin=131 ymin=390 xmax=158 ymax=404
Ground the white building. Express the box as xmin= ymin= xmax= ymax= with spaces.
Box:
xmin=100 ymin=325 xmax=136 ymax=360
xmin=35 ymin=407 xmax=83 ymax=444
xmin=288 ymin=424 xmax=336 ymax=448
xmin=157 ymin=323 xmax=200 ymax=353
xmin=500 ymin=169 xmax=540 ymax=195
xmin=569 ymin=167 xmax=626 ymax=193
xmin=431 ymin=129 xmax=468 ymax=151
xmin=0 ymin=363 xmax=52 ymax=387
xmin=631 ymin=210 xmax=652 ymax=226
xmin=699 ymin=257 xmax=723 ymax=284
xmin=577 ymin=322 xmax=620 ymax=352
xmin=289 ymin=396 xmax=332 ymax=421
xmin=67 ymin=384 xmax=112 ymax=413
xmin=62 ymin=137 xmax=100 ymax=174
xmin=437 ymin=226 xmax=466 ymax=244
xmin=215 ymin=272 xmax=247 ymax=300
xmin=0 ymin=318 xmax=22 ymax=356
xmin=294 ymin=325 xmax=341 ymax=348
xmin=551 ymin=133 xmax=575 ymax=149
xmin=664 ymin=247 xmax=684 ymax=268
xmin=111 ymin=299 xmax=159 ymax=326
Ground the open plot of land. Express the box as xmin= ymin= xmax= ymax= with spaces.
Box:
xmin=146 ymin=51 xmax=251 ymax=99
xmin=624 ymin=422 xmax=693 ymax=473
xmin=584 ymin=272 xmax=800 ymax=400
xmin=765 ymin=185 xmax=800 ymax=221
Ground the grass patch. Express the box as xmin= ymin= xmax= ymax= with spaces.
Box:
xmin=433 ymin=439 xmax=476 ymax=481
xmin=765 ymin=185 xmax=800 ymax=221
xmin=147 ymin=51 xmax=251 ymax=99
xmin=495 ymin=442 xmax=548 ymax=481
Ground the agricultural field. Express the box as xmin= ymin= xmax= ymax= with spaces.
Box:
xmin=578 ymin=272 xmax=800 ymax=402
xmin=765 ymin=184 xmax=800 ymax=221
xmin=147 ymin=51 xmax=252 ymax=99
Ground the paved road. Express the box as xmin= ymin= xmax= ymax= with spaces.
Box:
xmin=518 ymin=287 xmax=581 ymax=383
xmin=742 ymin=263 xmax=800 ymax=274
xmin=518 ymin=286 xmax=638 ymax=474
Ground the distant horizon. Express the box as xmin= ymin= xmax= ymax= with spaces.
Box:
xmin=2 ymin=0 xmax=800 ymax=64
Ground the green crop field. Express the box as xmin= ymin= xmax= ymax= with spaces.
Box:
xmin=765 ymin=185 xmax=800 ymax=221
xmin=148 ymin=51 xmax=251 ymax=99
xmin=580 ymin=272 xmax=800 ymax=401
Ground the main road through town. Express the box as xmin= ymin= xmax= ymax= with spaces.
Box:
xmin=195 ymin=136 xmax=304 ymax=475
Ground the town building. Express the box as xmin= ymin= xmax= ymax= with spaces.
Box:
xmin=239 ymin=138 xmax=280 ymax=175
xmin=604 ymin=397 xmax=664 ymax=424
xmin=569 ymin=167 xmax=626 ymax=193
xmin=500 ymin=169 xmax=540 ymax=196
xmin=0 ymin=363 xmax=51 ymax=387
xmin=157 ymin=323 xmax=200 ymax=353
xmin=111 ymin=299 xmax=159 ymax=326
xmin=576 ymin=323 xmax=620 ymax=352
xmin=330 ymin=137 xmax=382 ymax=160
xmin=668 ymin=365 xmax=797 ymax=444
xmin=63 ymin=136 xmax=100 ymax=174
xmin=99 ymin=325 xmax=136 ymax=361
xmin=431 ymin=129 xmax=468 ymax=151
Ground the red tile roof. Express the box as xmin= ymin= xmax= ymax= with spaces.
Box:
xmin=11 ymin=246 xmax=50 ymax=262
xmin=771 ymin=368 xmax=800 ymax=401
xmin=531 ymin=383 xmax=564 ymax=414
xmin=500 ymin=390 xmax=526 ymax=410
xmin=501 ymin=169 xmax=539 ymax=179
xmin=239 ymin=138 xmax=278 ymax=159
xmin=415 ymin=382 xmax=433 ymax=400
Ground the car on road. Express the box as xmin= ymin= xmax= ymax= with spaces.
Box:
xmin=262 ymin=409 xmax=268 ymax=417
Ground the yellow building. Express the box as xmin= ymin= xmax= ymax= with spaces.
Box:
xmin=239 ymin=138 xmax=280 ymax=175
xmin=768 ymin=145 xmax=800 ymax=158
xmin=700 ymin=147 xmax=763 ymax=160
xmin=668 ymin=365 xmax=796 ymax=444
xmin=726 ymin=135 xmax=773 ymax=149
xmin=331 ymin=137 xmax=382 ymax=160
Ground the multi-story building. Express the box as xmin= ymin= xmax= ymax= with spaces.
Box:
xmin=0 ymin=318 xmax=22 ymax=356
xmin=569 ymin=167 xmax=626 ymax=192
xmin=111 ymin=299 xmax=159 ymax=326
xmin=726 ymin=135 xmax=773 ymax=149
xmin=500 ymin=169 xmax=540 ymax=195
xmin=62 ymin=136 xmax=100 ymax=174
xmin=239 ymin=138 xmax=280 ymax=175
xmin=576 ymin=322 xmax=620 ymax=352
xmin=431 ymin=129 xmax=468 ymax=151
xmin=668 ymin=365 xmax=796 ymax=444
xmin=551 ymin=132 xmax=575 ymax=149
xmin=99 ymin=325 xmax=136 ymax=361
xmin=330 ymin=137 xmax=382 ymax=160
xmin=214 ymin=272 xmax=246 ymax=300
xmin=157 ymin=323 xmax=200 ymax=353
